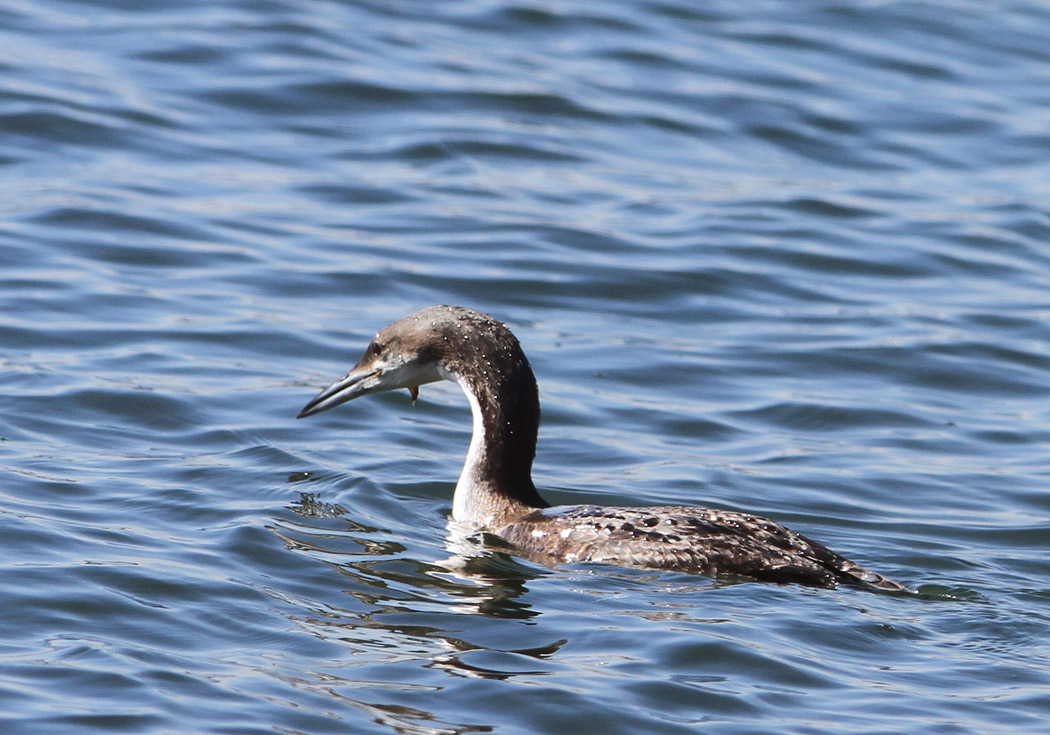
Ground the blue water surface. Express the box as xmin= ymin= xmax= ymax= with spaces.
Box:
xmin=2 ymin=1 xmax=1050 ymax=733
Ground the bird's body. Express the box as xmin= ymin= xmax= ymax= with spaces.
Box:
xmin=497 ymin=505 xmax=900 ymax=588
xmin=298 ymin=305 xmax=908 ymax=591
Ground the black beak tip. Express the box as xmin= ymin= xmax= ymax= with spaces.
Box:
xmin=295 ymin=368 xmax=373 ymax=421
xmin=296 ymin=402 xmax=320 ymax=419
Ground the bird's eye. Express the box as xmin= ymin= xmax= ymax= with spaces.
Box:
xmin=370 ymin=341 xmax=384 ymax=356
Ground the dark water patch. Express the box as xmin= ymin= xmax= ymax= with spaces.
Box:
xmin=298 ymin=183 xmax=419 ymax=206
xmin=748 ymin=121 xmax=896 ymax=170
xmin=198 ymin=76 xmax=418 ymax=116
xmin=134 ymin=41 xmax=230 ymax=66
xmin=771 ymin=345 xmax=1050 ymax=399
xmin=463 ymin=3 xmax=650 ymax=40
xmin=0 ymin=108 xmax=124 ymax=150
xmin=926 ymin=341 xmax=1050 ymax=373
xmin=597 ymin=46 xmax=698 ymax=71
xmin=28 ymin=206 xmax=216 ymax=247
xmin=723 ymin=242 xmax=936 ymax=279
xmin=729 ymin=401 xmax=933 ymax=434
xmin=389 ymin=138 xmax=586 ymax=164
xmin=783 ymin=196 xmax=876 ymax=219
xmin=18 ymin=388 xmax=199 ymax=438
xmin=281 ymin=78 xmax=426 ymax=110
xmin=445 ymin=88 xmax=611 ymax=122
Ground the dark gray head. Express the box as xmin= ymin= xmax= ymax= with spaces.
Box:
xmin=298 ymin=305 xmax=548 ymax=516
xmin=297 ymin=305 xmax=534 ymax=419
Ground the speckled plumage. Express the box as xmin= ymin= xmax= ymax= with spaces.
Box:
xmin=498 ymin=505 xmax=906 ymax=589
xmin=299 ymin=305 xmax=909 ymax=592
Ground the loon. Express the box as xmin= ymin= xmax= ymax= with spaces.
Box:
xmin=297 ymin=305 xmax=908 ymax=591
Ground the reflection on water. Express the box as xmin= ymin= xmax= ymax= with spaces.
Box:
xmin=282 ymin=492 xmax=542 ymax=623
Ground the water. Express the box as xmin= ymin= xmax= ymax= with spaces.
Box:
xmin=2 ymin=0 xmax=1050 ymax=732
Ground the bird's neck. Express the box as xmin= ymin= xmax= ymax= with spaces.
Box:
xmin=444 ymin=356 xmax=549 ymax=529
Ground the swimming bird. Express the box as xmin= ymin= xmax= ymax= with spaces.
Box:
xmin=298 ymin=305 xmax=907 ymax=591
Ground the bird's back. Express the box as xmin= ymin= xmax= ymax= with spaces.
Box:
xmin=497 ymin=504 xmax=909 ymax=591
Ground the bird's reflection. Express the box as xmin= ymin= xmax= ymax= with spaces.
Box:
xmin=280 ymin=492 xmax=544 ymax=621
xmin=273 ymin=491 xmax=571 ymax=734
